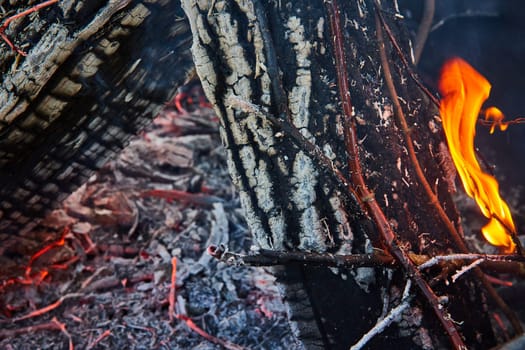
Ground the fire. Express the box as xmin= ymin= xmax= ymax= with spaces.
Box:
xmin=483 ymin=106 xmax=509 ymax=134
xmin=438 ymin=57 xmax=516 ymax=253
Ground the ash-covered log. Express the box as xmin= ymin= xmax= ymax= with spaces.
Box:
xmin=181 ymin=0 xmax=505 ymax=348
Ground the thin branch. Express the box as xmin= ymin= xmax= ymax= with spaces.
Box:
xmin=0 ymin=0 xmax=59 ymax=56
xmin=175 ymin=314 xmax=246 ymax=350
xmin=0 ymin=317 xmax=74 ymax=350
xmin=86 ymin=329 xmax=112 ymax=350
xmin=418 ymin=253 xmax=525 ymax=271
xmin=325 ymin=0 xmax=390 ymax=249
xmin=209 ymin=245 xmax=525 ymax=281
xmin=376 ymin=3 xmax=466 ymax=252
xmin=168 ymin=253 xmax=244 ymax=350
xmin=482 ymin=260 xmax=525 ymax=279
xmin=350 ymin=279 xmax=413 ymax=350
xmin=378 ymin=6 xmax=525 ymax=132
xmin=208 ymin=244 xmax=395 ymax=268
xmin=226 ymin=96 xmax=353 ymax=191
xmin=431 ymin=11 xmax=499 ymax=32
xmin=375 ymin=6 xmax=440 ymax=107
xmin=225 ymin=96 xmax=368 ymax=235
xmin=451 ymin=259 xmax=483 ymax=283
xmin=12 ymin=293 xmax=85 ymax=322
xmin=479 ymin=117 xmax=525 ymax=128
xmin=414 ymin=0 xmax=435 ymax=65
xmin=169 ymin=257 xmax=177 ymax=324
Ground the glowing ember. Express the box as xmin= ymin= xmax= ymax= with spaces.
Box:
xmin=438 ymin=57 xmax=516 ymax=253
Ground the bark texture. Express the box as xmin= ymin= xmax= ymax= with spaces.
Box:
xmin=0 ymin=0 xmax=193 ymax=237
xmin=181 ymin=0 xmax=495 ymax=348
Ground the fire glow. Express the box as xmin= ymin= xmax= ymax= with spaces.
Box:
xmin=438 ymin=57 xmax=516 ymax=253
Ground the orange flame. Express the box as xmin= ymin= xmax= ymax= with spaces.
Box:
xmin=438 ymin=57 xmax=516 ymax=253
xmin=483 ymin=106 xmax=509 ymax=134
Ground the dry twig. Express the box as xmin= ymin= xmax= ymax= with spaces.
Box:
xmin=175 ymin=314 xmax=246 ymax=350
xmin=12 ymin=293 xmax=84 ymax=322
xmin=209 ymin=245 xmax=525 ymax=277
xmin=167 ymin=255 xmax=244 ymax=349
xmin=169 ymin=257 xmax=177 ymax=323
xmin=208 ymin=244 xmax=394 ymax=268
xmin=225 ymin=96 xmax=369 ymax=239
xmin=86 ymin=329 xmax=112 ymax=350
xmin=451 ymin=259 xmax=483 ymax=283
xmin=351 ymin=280 xmax=413 ymax=350
xmin=413 ymin=0 xmax=435 ymax=64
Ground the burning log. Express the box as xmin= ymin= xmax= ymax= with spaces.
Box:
xmin=181 ymin=0 xmax=522 ymax=348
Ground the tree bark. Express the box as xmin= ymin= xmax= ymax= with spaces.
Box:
xmin=181 ymin=0 xmax=496 ymax=348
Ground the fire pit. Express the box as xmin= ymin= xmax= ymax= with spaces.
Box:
xmin=1 ymin=1 xmax=525 ymax=349
xmin=0 ymin=93 xmax=299 ymax=349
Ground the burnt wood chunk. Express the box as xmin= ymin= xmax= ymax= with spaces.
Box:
xmin=0 ymin=0 xmax=194 ymax=234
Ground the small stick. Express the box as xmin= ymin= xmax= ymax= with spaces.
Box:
xmin=479 ymin=117 xmax=525 ymax=128
xmin=483 ymin=274 xmax=513 ymax=287
xmin=492 ymin=313 xmax=511 ymax=342
xmin=169 ymin=257 xmax=177 ymax=323
xmin=86 ymin=329 xmax=112 ymax=350
xmin=209 ymin=245 xmax=525 ymax=282
xmin=12 ymin=293 xmax=84 ymax=322
xmin=350 ymin=280 xmax=412 ymax=350
xmin=52 ymin=317 xmax=74 ymax=350
xmin=175 ymin=314 xmax=246 ymax=350
xmin=375 ymin=3 xmax=466 ymax=252
xmin=26 ymin=227 xmax=68 ymax=277
xmin=226 ymin=96 xmax=353 ymax=193
xmin=378 ymin=7 xmax=525 ymax=133
xmin=413 ymin=0 xmax=435 ymax=64
xmin=417 ymin=253 xmax=524 ymax=270
xmin=164 ymin=258 xmax=245 ymax=349
xmin=208 ymin=244 xmax=395 ymax=268
xmin=451 ymin=259 xmax=483 ymax=283
xmin=80 ymin=266 xmax=110 ymax=289
xmin=225 ymin=96 xmax=370 ymax=240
